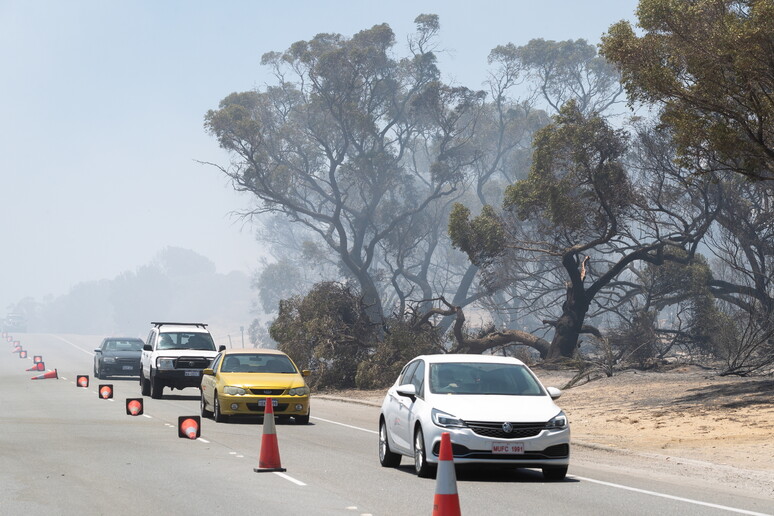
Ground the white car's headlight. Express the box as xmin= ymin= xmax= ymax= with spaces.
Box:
xmin=546 ymin=411 xmax=568 ymax=430
xmin=432 ymin=408 xmax=466 ymax=428
xmin=224 ymin=386 xmax=246 ymax=395
xmin=156 ymin=358 xmax=175 ymax=370
xmin=288 ymin=386 xmax=310 ymax=396
xmin=103 ymin=357 xmax=116 ymax=363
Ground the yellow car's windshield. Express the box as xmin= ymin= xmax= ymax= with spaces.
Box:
xmin=220 ymin=353 xmax=297 ymax=373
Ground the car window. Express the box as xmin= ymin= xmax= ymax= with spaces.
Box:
xmin=408 ymin=360 xmax=425 ymax=398
xmin=157 ymin=332 xmax=216 ymax=351
xmin=429 ymin=362 xmax=545 ymax=396
xmin=107 ymin=339 xmax=143 ymax=351
xmin=399 ymin=360 xmax=419 ymax=385
xmin=220 ymin=353 xmax=297 ymax=373
xmin=210 ymin=353 xmax=223 ymax=371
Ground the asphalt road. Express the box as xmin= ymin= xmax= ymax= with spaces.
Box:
xmin=1 ymin=334 xmax=772 ymax=516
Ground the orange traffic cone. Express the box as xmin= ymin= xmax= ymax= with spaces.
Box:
xmin=99 ymin=385 xmax=113 ymax=399
xmin=432 ymin=432 xmax=461 ymax=516
xmin=31 ymin=369 xmax=58 ymax=380
xmin=77 ymin=375 xmax=89 ymax=388
xmin=178 ymin=416 xmax=201 ymax=439
xmin=19 ymin=350 xmax=27 ymax=359
xmin=25 ymin=363 xmax=40 ymax=371
xmin=253 ymin=397 xmax=286 ymax=472
xmin=33 ymin=355 xmax=42 ymax=363
xmin=126 ymin=398 xmax=143 ymax=416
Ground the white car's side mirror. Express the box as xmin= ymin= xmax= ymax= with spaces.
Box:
xmin=546 ymin=386 xmax=562 ymax=400
xmin=396 ymin=383 xmax=417 ymax=398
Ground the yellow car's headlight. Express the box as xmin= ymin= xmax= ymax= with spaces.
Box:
xmin=288 ymin=386 xmax=310 ymax=396
xmin=223 ymin=386 xmax=246 ymax=395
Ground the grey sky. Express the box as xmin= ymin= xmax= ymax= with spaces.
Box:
xmin=0 ymin=0 xmax=638 ymax=312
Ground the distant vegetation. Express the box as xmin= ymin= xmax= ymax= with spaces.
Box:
xmin=6 ymin=247 xmax=253 ymax=340
xmin=199 ymin=2 xmax=773 ymax=387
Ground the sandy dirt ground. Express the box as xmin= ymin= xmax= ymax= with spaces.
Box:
xmin=320 ymin=365 xmax=774 ymax=498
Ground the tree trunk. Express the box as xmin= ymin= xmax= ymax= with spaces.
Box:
xmin=546 ymin=282 xmax=588 ymax=360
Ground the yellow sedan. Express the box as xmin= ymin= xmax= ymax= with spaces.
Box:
xmin=200 ymin=348 xmax=311 ymax=424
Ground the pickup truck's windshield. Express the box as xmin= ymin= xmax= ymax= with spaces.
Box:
xmin=157 ymin=332 xmax=216 ymax=351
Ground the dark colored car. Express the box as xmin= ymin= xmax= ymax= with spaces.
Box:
xmin=94 ymin=337 xmax=144 ymax=378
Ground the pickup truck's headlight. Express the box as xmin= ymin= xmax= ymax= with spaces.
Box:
xmin=432 ymin=408 xmax=466 ymax=428
xmin=103 ymin=357 xmax=116 ymax=363
xmin=224 ymin=386 xmax=246 ymax=395
xmin=546 ymin=411 xmax=568 ymax=430
xmin=288 ymin=386 xmax=310 ymax=396
xmin=156 ymin=358 xmax=175 ymax=370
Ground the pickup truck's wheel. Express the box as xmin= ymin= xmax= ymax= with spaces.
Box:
xmin=200 ymin=392 xmax=212 ymax=418
xmin=213 ymin=392 xmax=228 ymax=423
xmin=140 ymin=371 xmax=150 ymax=396
xmin=150 ymin=371 xmax=163 ymax=399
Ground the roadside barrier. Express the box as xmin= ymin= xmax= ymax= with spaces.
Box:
xmin=77 ymin=375 xmax=89 ymax=388
xmin=31 ymin=369 xmax=58 ymax=380
xmin=99 ymin=385 xmax=113 ymax=399
xmin=126 ymin=398 xmax=143 ymax=416
xmin=253 ymin=397 xmax=286 ymax=472
xmin=432 ymin=432 xmax=461 ymax=516
xmin=178 ymin=416 xmax=201 ymax=439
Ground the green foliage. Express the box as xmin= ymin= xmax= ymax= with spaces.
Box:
xmin=269 ymin=282 xmax=374 ymax=389
xmin=504 ymin=101 xmax=632 ymax=237
xmin=355 ymin=319 xmax=443 ymax=389
xmin=448 ymin=203 xmax=506 ymax=266
xmin=601 ymin=0 xmax=774 ymax=179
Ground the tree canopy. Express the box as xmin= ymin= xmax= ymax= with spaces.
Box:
xmin=601 ymin=0 xmax=774 ymax=180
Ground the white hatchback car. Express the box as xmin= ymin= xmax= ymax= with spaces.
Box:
xmin=378 ymin=354 xmax=570 ymax=480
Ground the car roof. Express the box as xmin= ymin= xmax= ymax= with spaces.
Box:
xmin=221 ymin=348 xmax=288 ymax=356
xmin=104 ymin=337 xmax=143 ymax=341
xmin=411 ymin=354 xmax=526 ymax=366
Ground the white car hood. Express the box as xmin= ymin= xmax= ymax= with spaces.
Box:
xmin=430 ymin=394 xmax=560 ymax=422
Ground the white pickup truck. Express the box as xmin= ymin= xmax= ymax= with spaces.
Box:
xmin=139 ymin=322 xmax=222 ymax=399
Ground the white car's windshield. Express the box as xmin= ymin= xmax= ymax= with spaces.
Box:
xmin=429 ymin=362 xmax=545 ymax=396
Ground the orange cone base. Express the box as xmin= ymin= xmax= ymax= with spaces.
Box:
xmin=254 ymin=433 xmax=285 ymax=472
xmin=433 ymin=494 xmax=461 ymax=516
xmin=253 ymin=466 xmax=286 ymax=473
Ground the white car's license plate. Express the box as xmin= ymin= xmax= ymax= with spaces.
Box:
xmin=184 ymin=370 xmax=200 ymax=376
xmin=492 ymin=442 xmax=525 ymax=454
xmin=122 ymin=366 xmax=134 ymax=370
xmin=258 ymin=399 xmax=279 ymax=407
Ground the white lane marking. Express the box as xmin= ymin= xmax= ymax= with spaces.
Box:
xmin=197 ymin=438 xmax=210 ymax=443
xmin=142 ymin=414 xmax=152 ymax=419
xmin=574 ymin=476 xmax=770 ymax=516
xmin=274 ymin=471 xmax=306 ymax=486
xmin=50 ymin=335 xmax=94 ymax=356
xmin=311 ymin=416 xmax=377 ymax=434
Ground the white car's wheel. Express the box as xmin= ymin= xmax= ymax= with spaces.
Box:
xmin=379 ymin=419 xmax=401 ymax=467
xmin=542 ymin=465 xmax=568 ymax=481
xmin=413 ymin=427 xmax=436 ymax=478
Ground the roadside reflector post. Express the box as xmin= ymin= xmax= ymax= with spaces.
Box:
xmin=126 ymin=398 xmax=143 ymax=416
xmin=178 ymin=416 xmax=201 ymax=439
xmin=98 ymin=384 xmax=113 ymax=399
